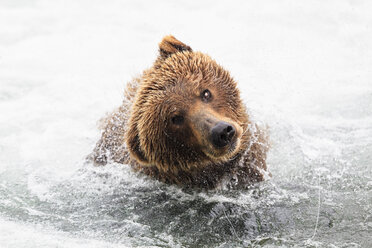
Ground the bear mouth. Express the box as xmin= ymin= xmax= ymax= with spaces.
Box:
xmin=203 ymin=137 xmax=240 ymax=161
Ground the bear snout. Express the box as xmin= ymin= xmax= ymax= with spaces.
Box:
xmin=210 ymin=121 xmax=236 ymax=148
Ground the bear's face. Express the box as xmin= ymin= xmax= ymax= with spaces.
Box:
xmin=126 ymin=36 xmax=249 ymax=173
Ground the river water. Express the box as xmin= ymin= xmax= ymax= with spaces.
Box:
xmin=0 ymin=0 xmax=371 ymax=247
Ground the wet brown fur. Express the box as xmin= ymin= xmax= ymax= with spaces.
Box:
xmin=90 ymin=35 xmax=269 ymax=189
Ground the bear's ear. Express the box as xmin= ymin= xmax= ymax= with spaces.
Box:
xmin=126 ymin=123 xmax=149 ymax=165
xmin=159 ymin=35 xmax=192 ymax=59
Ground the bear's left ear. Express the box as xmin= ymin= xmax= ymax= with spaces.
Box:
xmin=159 ymin=35 xmax=192 ymax=59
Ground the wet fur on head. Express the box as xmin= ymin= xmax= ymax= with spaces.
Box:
xmin=126 ymin=36 xmax=249 ymax=174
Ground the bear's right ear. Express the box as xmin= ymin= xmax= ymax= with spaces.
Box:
xmin=126 ymin=123 xmax=149 ymax=165
xmin=159 ymin=35 xmax=192 ymax=59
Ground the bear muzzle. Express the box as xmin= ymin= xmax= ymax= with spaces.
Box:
xmin=190 ymin=110 xmax=242 ymax=160
xmin=210 ymin=121 xmax=236 ymax=148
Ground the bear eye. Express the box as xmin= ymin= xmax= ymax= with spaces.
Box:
xmin=171 ymin=115 xmax=184 ymax=125
xmin=201 ymin=89 xmax=212 ymax=102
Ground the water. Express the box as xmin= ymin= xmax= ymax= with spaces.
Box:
xmin=0 ymin=0 xmax=371 ymax=247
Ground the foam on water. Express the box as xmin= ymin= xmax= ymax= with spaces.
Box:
xmin=0 ymin=0 xmax=371 ymax=247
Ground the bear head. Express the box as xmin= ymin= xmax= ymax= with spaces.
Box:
xmin=126 ymin=35 xmax=250 ymax=174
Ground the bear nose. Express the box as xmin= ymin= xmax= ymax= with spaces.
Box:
xmin=211 ymin=121 xmax=236 ymax=148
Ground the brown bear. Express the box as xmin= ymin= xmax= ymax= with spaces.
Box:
xmin=90 ymin=35 xmax=269 ymax=189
